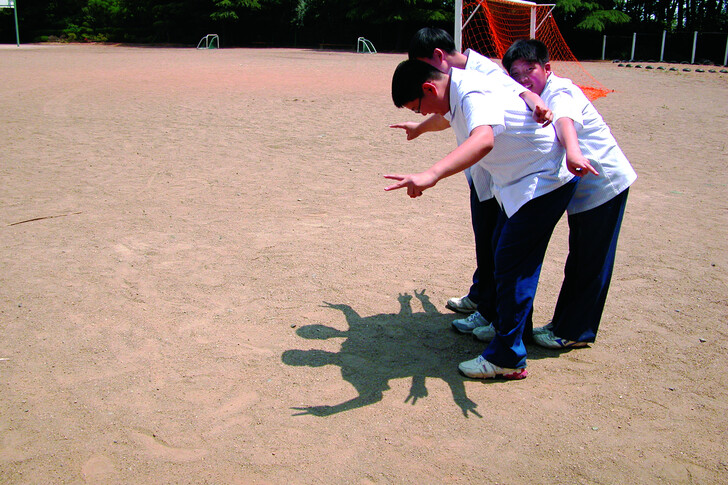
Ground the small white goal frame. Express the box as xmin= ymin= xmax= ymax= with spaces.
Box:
xmin=0 ymin=0 xmax=20 ymax=47
xmin=197 ymin=34 xmax=219 ymax=49
xmin=357 ymin=37 xmax=377 ymax=54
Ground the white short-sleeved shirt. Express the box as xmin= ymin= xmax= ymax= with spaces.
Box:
xmin=445 ymin=68 xmax=573 ymax=217
xmin=462 ymin=50 xmax=528 ymax=200
xmin=464 ymin=49 xmax=528 ymax=96
xmin=542 ymin=74 xmax=637 ymax=214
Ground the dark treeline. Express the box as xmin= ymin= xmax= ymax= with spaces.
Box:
xmin=0 ymin=0 xmax=454 ymax=50
xmin=1 ymin=0 xmax=726 ymax=56
xmin=618 ymin=0 xmax=728 ymax=32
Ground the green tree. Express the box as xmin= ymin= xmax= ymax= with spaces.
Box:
xmin=345 ymin=0 xmax=453 ymax=23
xmin=617 ymin=0 xmax=728 ymax=31
xmin=555 ymin=0 xmax=630 ymax=31
xmin=210 ymin=0 xmax=261 ymax=22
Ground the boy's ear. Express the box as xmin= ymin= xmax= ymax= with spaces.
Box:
xmin=422 ymin=81 xmax=438 ymax=96
xmin=432 ymin=48 xmax=445 ymax=64
xmin=544 ymin=62 xmax=552 ymax=75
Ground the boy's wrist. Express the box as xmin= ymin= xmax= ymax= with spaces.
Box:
xmin=425 ymin=166 xmax=443 ymax=184
xmin=565 ymin=147 xmax=580 ymax=158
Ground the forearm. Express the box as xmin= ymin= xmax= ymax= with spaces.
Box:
xmin=419 ymin=114 xmax=451 ymax=134
xmin=554 ymin=118 xmax=582 ymax=158
xmin=554 ymin=117 xmax=598 ymax=176
xmin=383 ymin=126 xmax=495 ymax=196
xmin=520 ymin=91 xmax=553 ymax=125
xmin=426 ymin=126 xmax=494 ymax=181
xmin=521 ymin=90 xmax=547 ymax=112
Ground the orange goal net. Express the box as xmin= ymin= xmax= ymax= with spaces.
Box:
xmin=458 ymin=0 xmax=611 ymax=100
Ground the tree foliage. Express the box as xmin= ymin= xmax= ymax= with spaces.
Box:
xmin=554 ymin=0 xmax=630 ymax=31
xmin=211 ymin=0 xmax=261 ymax=22
xmin=616 ymin=0 xmax=728 ymax=31
xmin=0 ymin=0 xmax=725 ymax=48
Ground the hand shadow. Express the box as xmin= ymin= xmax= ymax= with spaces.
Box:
xmin=282 ymin=289 xmax=484 ymax=418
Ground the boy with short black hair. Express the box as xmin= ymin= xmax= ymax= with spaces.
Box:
xmin=386 ymin=59 xmax=576 ymax=379
xmin=391 ymin=27 xmax=554 ymax=337
xmin=491 ymin=39 xmax=637 ymax=348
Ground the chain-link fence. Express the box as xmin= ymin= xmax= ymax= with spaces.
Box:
xmin=601 ymin=31 xmax=728 ymax=65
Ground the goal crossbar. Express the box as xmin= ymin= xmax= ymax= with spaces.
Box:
xmin=457 ymin=0 xmax=554 ymax=48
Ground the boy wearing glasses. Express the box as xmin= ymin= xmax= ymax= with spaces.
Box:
xmin=391 ymin=28 xmax=554 ymax=336
xmin=385 ymin=60 xmax=574 ymax=379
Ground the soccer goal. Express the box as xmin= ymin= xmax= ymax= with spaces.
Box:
xmin=455 ymin=0 xmax=610 ymax=100
xmin=0 ymin=0 xmax=20 ymax=47
xmin=197 ymin=34 xmax=219 ymax=49
xmin=357 ymin=37 xmax=377 ymax=54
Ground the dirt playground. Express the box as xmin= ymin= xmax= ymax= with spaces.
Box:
xmin=1 ymin=44 xmax=727 ymax=483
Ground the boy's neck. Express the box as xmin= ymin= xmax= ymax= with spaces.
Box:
xmin=448 ymin=51 xmax=468 ymax=70
xmin=443 ymin=75 xmax=453 ymax=114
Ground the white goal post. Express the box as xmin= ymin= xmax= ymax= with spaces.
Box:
xmin=0 ymin=0 xmax=20 ymax=47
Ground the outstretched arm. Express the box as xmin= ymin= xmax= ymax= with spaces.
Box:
xmin=553 ymin=118 xmax=599 ymax=177
xmin=383 ymin=125 xmax=494 ymax=198
xmin=446 ymin=378 xmax=482 ymax=418
xmin=390 ymin=114 xmax=451 ymax=141
xmin=520 ymin=90 xmax=553 ymax=127
xmin=292 ymin=392 xmax=384 ymax=417
xmin=321 ymin=301 xmax=362 ymax=323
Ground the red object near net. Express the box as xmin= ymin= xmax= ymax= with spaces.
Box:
xmin=461 ymin=0 xmax=611 ymax=100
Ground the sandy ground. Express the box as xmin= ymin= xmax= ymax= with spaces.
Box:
xmin=1 ymin=44 xmax=727 ymax=484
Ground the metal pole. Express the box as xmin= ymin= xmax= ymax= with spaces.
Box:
xmin=660 ymin=30 xmax=666 ymax=62
xmin=724 ymin=33 xmax=728 ymax=66
xmin=602 ymin=35 xmax=606 ymax=60
xmin=691 ymin=31 xmax=697 ymax=64
xmin=529 ymin=6 xmax=536 ymax=39
xmin=630 ymin=32 xmax=636 ymax=61
xmin=13 ymin=0 xmax=20 ymax=47
xmin=455 ymin=0 xmax=462 ymax=52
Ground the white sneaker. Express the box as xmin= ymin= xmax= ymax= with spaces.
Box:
xmin=458 ymin=355 xmax=527 ymax=380
xmin=445 ymin=295 xmax=477 ymax=314
xmin=533 ymin=328 xmax=588 ymax=349
xmin=451 ymin=311 xmax=489 ymax=334
xmin=532 ymin=321 xmax=554 ymax=336
xmin=472 ymin=323 xmax=496 ymax=342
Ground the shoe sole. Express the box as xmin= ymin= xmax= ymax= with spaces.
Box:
xmin=535 ymin=340 xmax=589 ymax=349
xmin=445 ymin=302 xmax=476 ymax=314
xmin=458 ymin=368 xmax=528 ymax=380
xmin=451 ymin=322 xmax=475 ymax=334
xmin=554 ymin=342 xmax=589 ymax=349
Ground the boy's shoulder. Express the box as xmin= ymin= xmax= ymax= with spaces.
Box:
xmin=543 ymin=74 xmax=589 ymax=103
xmin=450 ymin=67 xmax=487 ymax=93
xmin=463 ymin=49 xmax=502 ymax=71
xmin=450 ymin=67 xmax=510 ymax=94
xmin=546 ymin=73 xmax=579 ymax=92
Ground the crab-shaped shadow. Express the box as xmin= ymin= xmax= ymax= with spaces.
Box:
xmin=282 ymin=290 xmax=488 ymax=418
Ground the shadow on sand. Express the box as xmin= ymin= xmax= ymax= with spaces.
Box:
xmin=282 ymin=290 xmax=499 ymax=418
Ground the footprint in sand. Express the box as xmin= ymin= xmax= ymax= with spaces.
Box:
xmin=129 ymin=429 xmax=208 ymax=462
xmin=81 ymin=454 xmax=116 ymax=481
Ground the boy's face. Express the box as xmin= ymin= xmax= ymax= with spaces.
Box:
xmin=508 ymin=59 xmax=550 ymax=95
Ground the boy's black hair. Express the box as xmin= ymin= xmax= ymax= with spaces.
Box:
xmin=408 ymin=27 xmax=457 ymax=60
xmin=391 ymin=59 xmax=445 ymax=108
xmin=502 ymin=39 xmax=550 ymax=73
